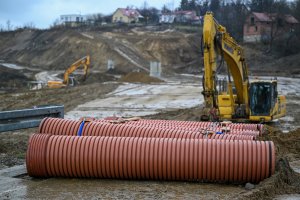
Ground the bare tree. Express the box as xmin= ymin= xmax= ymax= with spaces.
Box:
xmin=86 ymin=13 xmax=104 ymax=26
xmin=162 ymin=4 xmax=172 ymax=13
xmin=180 ymin=0 xmax=189 ymax=10
xmin=23 ymin=22 xmax=36 ymax=29
xmin=6 ymin=20 xmax=12 ymax=31
xmin=267 ymin=0 xmax=291 ymax=53
xmin=293 ymin=0 xmax=300 ymax=21
xmin=210 ymin=0 xmax=220 ymax=13
xmin=142 ymin=1 xmax=148 ymax=10
xmin=50 ymin=18 xmax=61 ymax=29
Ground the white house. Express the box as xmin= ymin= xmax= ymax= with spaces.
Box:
xmin=60 ymin=14 xmax=87 ymax=26
xmin=159 ymin=14 xmax=176 ymax=24
xmin=159 ymin=11 xmax=201 ymax=24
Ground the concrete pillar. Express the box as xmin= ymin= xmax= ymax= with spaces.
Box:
xmin=107 ymin=59 xmax=114 ymax=70
xmin=150 ymin=61 xmax=161 ymax=77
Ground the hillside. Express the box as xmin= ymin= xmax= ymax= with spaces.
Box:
xmin=0 ymin=27 xmax=201 ymax=74
xmin=0 ymin=27 xmax=299 ymax=77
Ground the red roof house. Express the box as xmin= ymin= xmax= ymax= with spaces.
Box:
xmin=244 ymin=12 xmax=299 ymax=42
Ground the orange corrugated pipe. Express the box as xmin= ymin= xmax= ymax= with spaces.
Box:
xmin=26 ymin=134 xmax=275 ymax=183
xmin=38 ymin=118 xmax=255 ymax=140
xmin=100 ymin=118 xmax=263 ymax=133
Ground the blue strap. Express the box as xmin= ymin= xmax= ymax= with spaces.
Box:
xmin=216 ymin=131 xmax=223 ymax=135
xmin=77 ymin=121 xmax=85 ymax=136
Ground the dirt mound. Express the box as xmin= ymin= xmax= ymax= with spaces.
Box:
xmin=265 ymin=128 xmax=300 ymax=160
xmin=241 ymin=157 xmax=300 ymax=199
xmin=241 ymin=128 xmax=300 ymax=199
xmin=119 ymin=72 xmax=164 ymax=83
xmin=238 ymin=127 xmax=300 ymax=199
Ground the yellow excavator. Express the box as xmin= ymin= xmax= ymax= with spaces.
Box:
xmin=47 ymin=55 xmax=90 ymax=88
xmin=201 ymin=12 xmax=286 ymax=122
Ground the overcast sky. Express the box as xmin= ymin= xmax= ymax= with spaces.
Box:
xmin=0 ymin=0 xmax=180 ymax=29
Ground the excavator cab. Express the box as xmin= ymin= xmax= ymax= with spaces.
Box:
xmin=249 ymin=81 xmax=277 ymax=116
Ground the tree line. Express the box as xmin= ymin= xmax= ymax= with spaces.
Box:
xmin=177 ymin=0 xmax=300 ymax=39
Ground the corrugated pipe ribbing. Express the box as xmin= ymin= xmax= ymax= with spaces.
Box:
xmin=38 ymin=118 xmax=255 ymax=140
xmin=97 ymin=122 xmax=260 ymax=137
xmin=26 ymin=134 xmax=275 ymax=183
xmin=100 ymin=119 xmax=264 ymax=133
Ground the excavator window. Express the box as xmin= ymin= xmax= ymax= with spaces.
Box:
xmin=249 ymin=83 xmax=274 ymax=116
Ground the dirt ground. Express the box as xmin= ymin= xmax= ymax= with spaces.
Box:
xmin=0 ymin=74 xmax=299 ymax=199
xmin=1 ymin=108 xmax=300 ymax=199
xmin=0 ymin=27 xmax=300 ymax=199
xmin=0 ymin=73 xmax=300 ymax=199
xmin=0 ymin=82 xmax=118 ymax=112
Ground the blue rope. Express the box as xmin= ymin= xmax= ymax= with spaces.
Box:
xmin=77 ymin=121 xmax=85 ymax=136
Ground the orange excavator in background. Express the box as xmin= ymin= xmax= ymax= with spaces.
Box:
xmin=47 ymin=55 xmax=90 ymax=88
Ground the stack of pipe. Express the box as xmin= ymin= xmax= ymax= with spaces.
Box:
xmin=26 ymin=117 xmax=274 ymax=184
xmin=38 ymin=118 xmax=255 ymax=140
xmin=98 ymin=118 xmax=263 ymax=136
xmin=100 ymin=118 xmax=263 ymax=131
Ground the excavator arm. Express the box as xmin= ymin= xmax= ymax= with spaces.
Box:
xmin=202 ymin=13 xmax=217 ymax=109
xmin=48 ymin=55 xmax=90 ymax=88
xmin=202 ymin=12 xmax=250 ymax=119
xmin=220 ymin=27 xmax=249 ymax=108
xmin=63 ymin=55 xmax=90 ymax=85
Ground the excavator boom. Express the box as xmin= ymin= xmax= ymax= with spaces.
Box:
xmin=48 ymin=55 xmax=90 ymax=88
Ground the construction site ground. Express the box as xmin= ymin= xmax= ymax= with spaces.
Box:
xmin=0 ymin=74 xmax=300 ymax=199
xmin=0 ymin=27 xmax=300 ymax=199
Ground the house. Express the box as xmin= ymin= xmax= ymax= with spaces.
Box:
xmin=175 ymin=10 xmax=199 ymax=23
xmin=159 ymin=13 xmax=176 ymax=24
xmin=112 ymin=8 xmax=143 ymax=24
xmin=60 ymin=14 xmax=87 ymax=27
xmin=159 ymin=10 xmax=200 ymax=24
xmin=243 ymin=12 xmax=299 ymax=43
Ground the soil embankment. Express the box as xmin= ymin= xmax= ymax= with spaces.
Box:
xmin=1 ymin=28 xmax=298 ymax=77
xmin=119 ymin=72 xmax=163 ymax=83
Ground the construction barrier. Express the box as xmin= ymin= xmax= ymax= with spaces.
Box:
xmin=0 ymin=105 xmax=64 ymax=132
xmin=26 ymin=134 xmax=275 ymax=183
